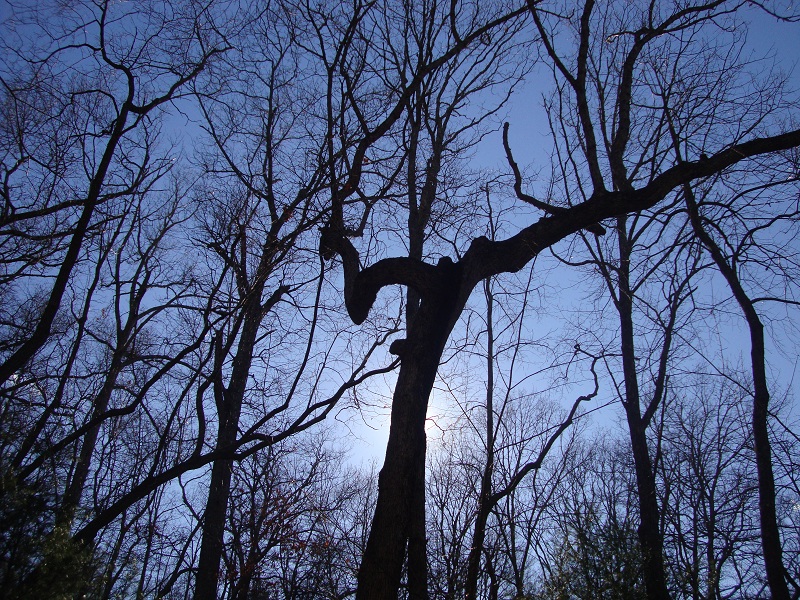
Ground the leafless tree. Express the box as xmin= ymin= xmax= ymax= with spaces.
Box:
xmin=0 ymin=0 xmax=228 ymax=386
xmin=3 ymin=1 xmax=800 ymax=597
xmin=186 ymin=1 xmax=408 ymax=594
xmin=526 ymin=1 xmax=800 ymax=597
xmin=531 ymin=436 xmax=646 ymax=599
xmin=320 ymin=2 xmax=800 ymax=597
xmin=359 ymin=3 xmax=533 ymax=594
xmin=679 ymin=171 xmax=800 ymax=598
xmin=659 ymin=375 xmax=763 ymax=598
xmin=0 ymin=1 xmax=231 ymax=592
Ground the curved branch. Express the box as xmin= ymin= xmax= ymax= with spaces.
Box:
xmin=320 ymin=225 xmax=442 ymax=324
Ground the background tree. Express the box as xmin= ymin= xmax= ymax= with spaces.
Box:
xmin=525 ymin=1 xmax=800 ymax=597
xmin=659 ymin=375 xmax=763 ymax=598
xmin=532 ymin=438 xmax=646 ymax=600
xmin=0 ymin=0 xmax=230 ymax=591
xmin=679 ymin=156 xmax=799 ymax=600
xmin=1 ymin=1 xmax=395 ymax=594
xmin=188 ymin=2 xmax=384 ymax=591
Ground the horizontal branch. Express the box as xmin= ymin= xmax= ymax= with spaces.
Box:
xmin=463 ymin=127 xmax=800 ymax=286
xmin=325 ymin=124 xmax=800 ymax=325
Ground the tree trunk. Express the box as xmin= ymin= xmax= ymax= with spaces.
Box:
xmin=616 ymin=218 xmax=671 ymax=600
xmin=356 ymin=259 xmax=462 ymax=600
xmin=684 ymin=189 xmax=791 ymax=600
xmin=58 ymin=358 xmax=123 ymax=527
xmin=195 ymin=304 xmax=260 ymax=600
xmin=464 ymin=495 xmax=491 ymax=600
xmin=625 ymin=414 xmax=669 ymax=600
xmin=356 ymin=336 xmax=441 ymax=598
xmin=355 ymin=351 xmax=435 ymax=599
xmin=195 ymin=449 xmax=237 ymax=600
xmin=407 ymin=453 xmax=429 ymax=600
xmin=405 ymin=125 xmax=431 ymax=600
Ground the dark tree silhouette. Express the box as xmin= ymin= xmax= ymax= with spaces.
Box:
xmin=319 ymin=2 xmax=800 ymax=597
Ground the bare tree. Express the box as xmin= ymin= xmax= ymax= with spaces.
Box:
xmin=187 ymin=1 xmax=407 ymax=594
xmin=3 ymin=1 xmax=800 ymax=597
xmin=659 ymin=375 xmax=762 ymax=598
xmin=646 ymin=29 xmax=800 ymax=590
xmin=1 ymin=3 xmax=398 ymax=595
xmin=527 ymin=2 xmax=800 ymax=597
xmin=0 ymin=2 xmax=232 ymax=592
xmin=680 ymin=173 xmax=799 ymax=598
xmin=364 ymin=2 xmax=532 ymax=594
xmin=459 ymin=252 xmax=602 ymax=600
xmin=554 ymin=185 xmax=699 ymax=598
xmin=319 ymin=2 xmax=800 ymax=597
xmin=0 ymin=0 xmax=228 ymax=386
xmin=532 ymin=437 xmax=646 ymax=600
xmin=426 ymin=436 xmax=478 ymax=599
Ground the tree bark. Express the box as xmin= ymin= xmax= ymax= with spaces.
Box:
xmin=195 ymin=297 xmax=264 ymax=600
xmin=195 ymin=448 xmax=237 ymax=600
xmin=403 ymin=98 xmax=435 ymax=599
xmin=355 ymin=349 xmax=437 ymax=599
xmin=407 ymin=454 xmax=429 ymax=600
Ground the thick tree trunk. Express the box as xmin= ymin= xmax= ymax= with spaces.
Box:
xmin=195 ymin=365 xmax=246 ymax=600
xmin=356 ymin=259 xmax=462 ymax=600
xmin=407 ymin=452 xmax=429 ymax=600
xmin=405 ymin=131 xmax=431 ymax=600
xmin=355 ymin=349 xmax=436 ymax=599
xmin=195 ymin=447 xmax=236 ymax=600
xmin=341 ymin=130 xmax=800 ymax=600
xmin=195 ymin=303 xmax=260 ymax=600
